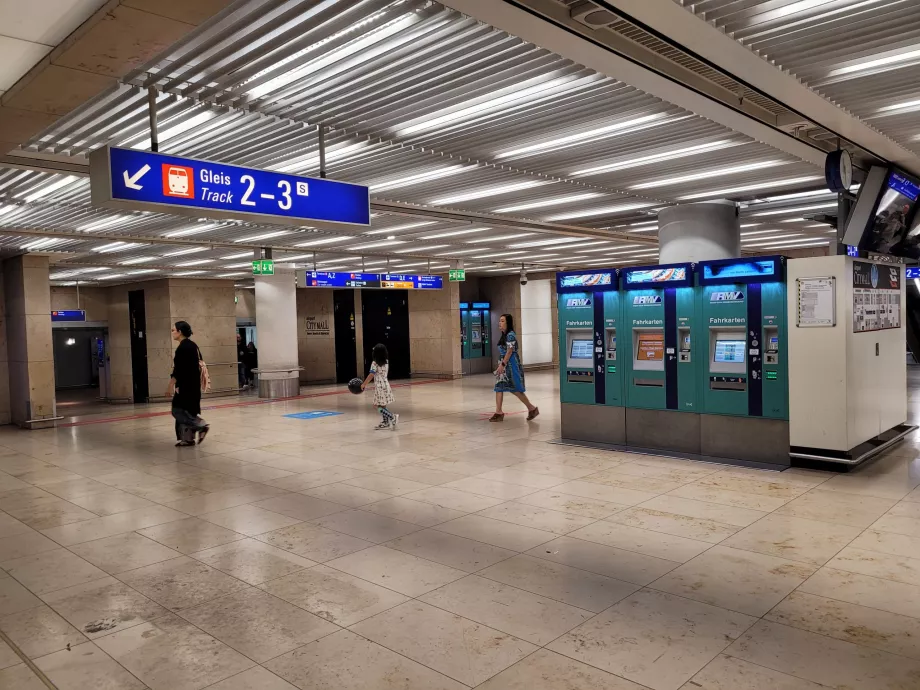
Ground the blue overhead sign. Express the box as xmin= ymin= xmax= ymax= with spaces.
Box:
xmin=303 ymin=271 xmax=443 ymax=290
xmin=89 ymin=146 xmax=370 ymax=228
xmin=51 ymin=310 xmax=86 ymax=322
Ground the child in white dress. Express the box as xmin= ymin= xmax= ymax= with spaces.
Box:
xmin=361 ymin=343 xmax=398 ymax=430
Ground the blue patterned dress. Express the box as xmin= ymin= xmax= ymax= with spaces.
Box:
xmin=494 ymin=331 xmax=526 ymax=393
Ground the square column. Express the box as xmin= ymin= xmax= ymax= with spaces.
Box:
xmin=2 ymin=255 xmax=59 ymax=428
xmin=254 ymin=268 xmax=301 ymax=397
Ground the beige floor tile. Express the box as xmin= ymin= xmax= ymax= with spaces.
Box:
xmin=117 ymin=556 xmax=249 ymax=611
xmin=38 ymin=476 xmax=112 ymax=499
xmin=0 ymin=663 xmax=53 ymax=689
xmin=414 ymin=458 xmax=504 ymax=477
xmin=3 ymin=549 xmax=107 ymax=594
xmin=350 ymin=601 xmax=537 ymax=686
xmin=581 ymin=470 xmax=686 ymax=494
xmin=650 ymin=545 xmax=815 ymax=616
xmin=0 ymin=604 xmax=85 ymax=658
xmin=95 ymin=612 xmax=255 ymax=690
xmin=0 ymin=639 xmax=18 ymax=670
xmin=694 ymin=473 xmax=810 ymax=500
xmin=419 ymin=575 xmax=592 ymax=645
xmin=326 ymin=545 xmax=466 ymax=596
xmin=265 ymin=629 xmax=466 ymax=690
xmin=775 ymin=489 xmax=896 ymax=528
xmin=680 ymin=654 xmax=827 ymax=690
xmin=507 ymin=460 xmax=598 ymax=480
xmin=0 ymin=514 xmax=31 ymax=539
xmin=435 ymin=514 xmax=556 ymax=552
xmin=201 ymin=504 xmax=303 ymax=537
xmin=849 ymin=528 xmax=920 ymax=559
xmin=34 ymin=641 xmax=146 ymax=690
xmin=191 ymin=538 xmax=316 ymax=585
xmin=70 ymin=531 xmax=180 ymax=574
xmin=249 ymin=493 xmax=346 ymax=521
xmin=551 ymin=480 xmax=660 ymax=506
xmin=638 ymin=495 xmax=766 ymax=527
xmin=311 ymin=509 xmax=421 ymax=543
xmin=302 ymin=483 xmax=393 ymax=507
xmin=477 ymin=648 xmax=648 ymax=689
xmin=479 ymin=554 xmax=639 ymax=612
xmin=568 ymin=520 xmax=711 ymax=562
xmin=477 ymin=502 xmax=597 ymax=535
xmin=475 ymin=468 xmax=568 ymax=489
xmin=387 ymin=528 xmax=516 ymax=572
xmin=0 ymin=531 xmax=59 ymax=562
xmin=826 ymin=546 xmax=920 ymax=587
xmin=722 ymin=514 xmax=862 ymax=566
xmin=249 ymin=456 xmax=332 ymax=473
xmin=4 ymin=498 xmax=99 ymax=531
xmin=361 ymin=496 xmax=466 ymax=527
xmin=342 ymin=474 xmax=432 ymax=496
xmin=515 ymin=488 xmax=627 ymax=518
xmin=378 ymin=465 xmax=468 ymax=486
xmin=66 ymin=489 xmax=156 ymax=517
xmin=667 ymin=483 xmax=789 ymax=512
xmin=798 ymin=566 xmax=920 ymax=619
xmin=260 ymin=564 xmax=408 ymax=626
xmin=527 ymin=536 xmax=681 ymax=585
xmin=40 ymin=576 xmax=167 ymax=639
xmin=871 ymin=513 xmax=920 ymax=538
xmin=440 ymin=477 xmax=539 ymax=500
xmin=205 ymin=666 xmax=298 ymax=690
xmin=606 ymin=507 xmax=740 ymax=544
xmin=264 ymin=466 xmax=368 ymax=491
xmin=727 ymin=619 xmax=920 ymax=690
xmin=608 ymin=462 xmax=719 ymax=483
xmin=179 ymin=587 xmax=337 ymax=663
xmin=767 ymin=590 xmax=920 ymax=659
xmin=137 ymin=517 xmax=246 ymax=554
xmin=403 ymin=486 xmax=506 ymax=512
xmin=173 ymin=472 xmax=254 ymax=492
xmin=40 ymin=505 xmax=188 ymax=546
xmin=254 ymin=522 xmax=373 ymax=562
xmin=818 ymin=473 xmax=919 ymax=501
xmin=0 ymin=577 xmax=42 ymax=616
xmin=549 ymin=589 xmax=755 ymax=690
xmin=163 ymin=485 xmax=288 ymax=516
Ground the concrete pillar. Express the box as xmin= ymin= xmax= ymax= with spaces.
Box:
xmin=254 ymin=269 xmax=300 ymax=397
xmin=657 ymin=200 xmax=740 ymax=263
xmin=408 ymin=281 xmax=462 ymax=379
xmin=2 ymin=255 xmax=58 ymax=428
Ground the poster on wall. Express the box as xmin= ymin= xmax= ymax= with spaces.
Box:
xmin=796 ymin=277 xmax=836 ymax=327
xmin=852 ymin=261 xmax=902 ymax=333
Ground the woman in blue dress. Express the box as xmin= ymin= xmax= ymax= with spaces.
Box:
xmin=490 ymin=314 xmax=539 ymax=422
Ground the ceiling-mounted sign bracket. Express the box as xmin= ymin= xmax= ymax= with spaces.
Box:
xmin=89 ymin=146 xmax=370 ymax=230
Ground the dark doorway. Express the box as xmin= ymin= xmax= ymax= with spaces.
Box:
xmin=128 ymin=290 xmax=149 ymax=403
xmin=361 ymin=289 xmax=410 ymax=379
xmin=53 ymin=328 xmax=105 ymax=390
xmin=333 ymin=290 xmax=358 ymax=383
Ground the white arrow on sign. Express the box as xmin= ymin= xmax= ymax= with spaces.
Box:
xmin=123 ymin=164 xmax=151 ymax=190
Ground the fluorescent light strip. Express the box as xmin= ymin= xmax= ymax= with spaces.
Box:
xmin=494 ymin=192 xmax=604 ymax=214
xmin=294 ymin=236 xmax=351 ymax=248
xmin=220 ymin=252 xmax=253 ymax=260
xmin=77 ymin=216 xmax=125 ymax=233
xmin=743 ymin=238 xmax=829 ymax=249
xmin=162 ymin=247 xmax=208 ymax=257
xmin=234 ymin=231 xmax=288 ymax=243
xmin=216 ymin=273 xmax=245 ymax=278
xmin=21 ymin=238 xmax=66 ymax=250
xmin=471 ymin=251 xmax=528 ymax=259
xmin=364 ymin=221 xmax=437 ymax=236
xmin=163 ymin=223 xmax=218 ymax=238
xmin=393 ymin=244 xmax=448 ymax=253
xmin=757 ymin=188 xmax=839 ymax=203
xmin=631 ymin=160 xmax=786 ymax=190
xmin=21 ymin=176 xmax=79 ymax=202
xmin=433 ymin=181 xmax=551 ymax=206
xmin=494 ymin=113 xmax=669 ymax=159
xmin=420 ymin=228 xmax=487 ymax=240
xmin=370 ymin=166 xmax=473 ymax=193
xmin=510 ymin=237 xmax=585 ymax=249
xmin=435 ymin=249 xmax=484 ymax=256
xmin=829 ymin=47 xmax=920 ymax=77
xmin=546 ymin=202 xmax=654 ymax=221
xmin=345 ymin=240 xmax=405 ymax=250
xmin=175 ymin=259 xmax=215 ymax=267
xmin=751 ymin=202 xmax=837 ymax=217
xmin=678 ymin=176 xmax=823 ymax=201
xmin=572 ymin=140 xmax=740 ymax=177
xmin=93 ymin=242 xmax=145 ymax=253
xmin=467 ymin=233 xmax=532 ymax=244
xmin=173 ymin=271 xmax=206 ymax=276
xmin=120 ymin=257 xmax=158 ymax=265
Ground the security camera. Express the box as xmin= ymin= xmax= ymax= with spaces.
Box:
xmin=520 ymin=267 xmax=528 ymax=286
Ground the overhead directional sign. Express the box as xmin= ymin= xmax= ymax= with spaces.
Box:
xmin=89 ymin=146 xmax=370 ymax=229
xmin=304 ymin=272 xmax=443 ymax=290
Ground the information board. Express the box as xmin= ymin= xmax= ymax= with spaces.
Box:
xmin=852 ymin=261 xmax=901 ymax=332
xmin=51 ymin=310 xmax=86 ymax=322
xmin=90 ymin=146 xmax=370 ymax=228
xmin=796 ymin=277 xmax=836 ymax=327
xmin=303 ymin=271 xmax=442 ymax=290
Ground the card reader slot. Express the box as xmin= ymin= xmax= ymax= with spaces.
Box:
xmin=634 ymin=377 xmax=664 ymax=387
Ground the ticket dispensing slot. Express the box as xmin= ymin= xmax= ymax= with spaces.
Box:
xmin=633 ymin=329 xmax=664 ymax=387
xmin=606 ymin=328 xmax=617 ymax=362
xmin=566 ymin=329 xmax=594 ymax=384
xmin=678 ymin=327 xmax=691 ymax=363
xmin=764 ymin=325 xmax=779 ymax=365
xmin=709 ymin=328 xmax=746 ymax=391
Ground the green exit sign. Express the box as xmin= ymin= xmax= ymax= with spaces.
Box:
xmin=449 ymin=269 xmax=466 ymax=282
xmin=252 ymin=260 xmax=275 ymax=276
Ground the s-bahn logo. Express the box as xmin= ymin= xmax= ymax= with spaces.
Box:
xmin=710 ymin=291 xmax=744 ymax=302
xmin=566 ymin=298 xmax=591 ymax=308
xmin=632 ymin=295 xmax=662 ymax=305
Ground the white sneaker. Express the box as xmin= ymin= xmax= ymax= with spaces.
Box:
xmin=390 ymin=414 xmax=399 ymax=430
xmin=374 ymin=422 xmax=390 ymax=430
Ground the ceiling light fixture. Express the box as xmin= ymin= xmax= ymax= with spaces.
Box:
xmin=494 ymin=192 xmax=604 ymax=214
xmin=21 ymin=176 xmax=79 ymax=202
xmin=363 ymin=221 xmax=437 ymax=236
xmin=163 ymin=223 xmax=218 ymax=238
xmin=175 ymin=259 xmax=215 ymax=267
xmin=420 ymin=228 xmax=488 ymax=240
xmin=432 ymin=181 xmax=551 ymax=206
xmin=631 ymin=160 xmax=787 ymax=190
xmin=828 ymin=47 xmax=920 ymax=78
xmin=572 ymin=139 xmax=741 ymax=177
xmin=751 ymin=202 xmax=837 ymax=217
xmin=234 ymin=231 xmax=288 ymax=243
xmin=162 ymin=247 xmax=208 ymax=257
xmin=467 ymin=233 xmax=533 ymax=244
xmin=119 ymin=257 xmax=158 ymax=265
xmin=369 ymin=166 xmax=474 ymax=193
xmin=294 ymin=236 xmax=351 ymax=248
xmin=678 ymin=176 xmax=823 ymax=201
xmin=546 ymin=202 xmax=654 ymax=221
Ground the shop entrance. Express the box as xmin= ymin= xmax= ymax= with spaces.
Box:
xmin=361 ymin=289 xmax=410 ymax=379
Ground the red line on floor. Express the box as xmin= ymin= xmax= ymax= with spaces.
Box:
xmin=58 ymin=378 xmax=449 ymax=428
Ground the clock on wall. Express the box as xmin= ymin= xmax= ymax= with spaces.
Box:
xmin=825 ymin=149 xmax=852 ymax=193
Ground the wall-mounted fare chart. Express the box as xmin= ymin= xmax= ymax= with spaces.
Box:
xmin=90 ymin=147 xmax=370 ymax=228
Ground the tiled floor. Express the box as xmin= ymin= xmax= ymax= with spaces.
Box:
xmin=1 ymin=372 xmax=920 ymax=689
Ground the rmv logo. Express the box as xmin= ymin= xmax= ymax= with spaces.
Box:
xmin=566 ymin=298 xmax=591 ymax=308
xmin=710 ymin=291 xmax=744 ymax=302
xmin=632 ymin=295 xmax=662 ymax=305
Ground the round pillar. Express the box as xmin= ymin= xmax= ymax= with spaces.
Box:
xmin=657 ymin=200 xmax=740 ymax=264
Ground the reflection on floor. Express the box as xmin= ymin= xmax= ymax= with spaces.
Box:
xmin=1 ymin=370 xmax=920 ymax=689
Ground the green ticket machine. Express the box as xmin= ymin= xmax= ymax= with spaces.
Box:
xmin=697 ymin=256 xmax=789 ymax=464
xmin=620 ymin=263 xmax=700 ymax=453
xmin=460 ymin=302 xmax=492 ymax=375
xmin=557 ymin=269 xmax=625 ymax=444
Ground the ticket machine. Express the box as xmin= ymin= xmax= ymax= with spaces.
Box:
xmin=697 ymin=256 xmax=788 ymax=463
xmin=557 ymin=269 xmax=624 ymax=443
xmin=460 ymin=302 xmax=492 ymax=375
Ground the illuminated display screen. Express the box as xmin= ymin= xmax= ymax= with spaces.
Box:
xmin=558 ymin=272 xmax=613 ymax=289
xmin=625 ymin=267 xmax=687 ymax=284
xmin=906 ymin=267 xmax=920 ymax=279
xmin=636 ymin=333 xmax=664 ymax=361
xmin=304 ymin=272 xmax=442 ymax=289
xmin=714 ymin=340 xmax=746 ymax=363
xmin=702 ymin=260 xmax=776 ymax=280
xmin=570 ymin=339 xmax=594 ymax=359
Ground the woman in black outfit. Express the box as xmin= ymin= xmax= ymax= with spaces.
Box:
xmin=244 ymin=342 xmax=258 ymax=387
xmin=168 ymin=321 xmax=209 ymax=446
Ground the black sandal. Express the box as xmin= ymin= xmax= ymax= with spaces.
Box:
xmin=175 ymin=440 xmax=195 ymax=447
xmin=198 ymin=426 xmax=210 ymax=445
xmin=489 ymin=413 xmax=504 ymax=422
xmin=527 ymin=407 xmax=540 ymax=421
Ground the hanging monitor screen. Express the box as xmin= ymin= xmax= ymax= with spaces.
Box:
xmin=714 ymin=340 xmax=746 ymax=363
xmin=569 ymin=339 xmax=594 ymax=360
xmin=636 ymin=333 xmax=664 ymax=361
